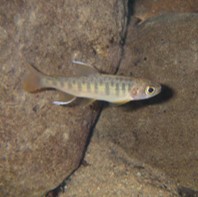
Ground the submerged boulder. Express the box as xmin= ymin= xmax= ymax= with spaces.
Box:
xmin=0 ymin=0 xmax=126 ymax=196
xmin=96 ymin=13 xmax=198 ymax=191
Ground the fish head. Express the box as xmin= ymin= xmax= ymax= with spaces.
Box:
xmin=130 ymin=79 xmax=161 ymax=100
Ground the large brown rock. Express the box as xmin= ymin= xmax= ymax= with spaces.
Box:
xmin=0 ymin=0 xmax=126 ymax=196
xmin=133 ymin=0 xmax=198 ymax=21
xmin=95 ymin=13 xmax=198 ymax=191
xmin=61 ymin=138 xmax=178 ymax=197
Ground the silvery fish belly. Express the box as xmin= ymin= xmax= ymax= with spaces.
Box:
xmin=23 ymin=62 xmax=161 ymax=105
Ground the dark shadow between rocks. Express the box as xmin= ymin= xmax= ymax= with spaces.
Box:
xmin=126 ymin=0 xmax=137 ymax=25
xmin=177 ymin=186 xmax=198 ymax=197
xmin=45 ymin=171 xmax=73 ymax=197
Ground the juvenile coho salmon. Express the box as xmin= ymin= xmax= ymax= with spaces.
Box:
xmin=23 ymin=61 xmax=161 ymax=105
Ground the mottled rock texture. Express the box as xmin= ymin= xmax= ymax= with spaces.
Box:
xmin=96 ymin=13 xmax=198 ymax=191
xmin=61 ymin=138 xmax=179 ymax=197
xmin=133 ymin=0 xmax=198 ymax=21
xmin=0 ymin=0 xmax=126 ymax=196
xmin=1 ymin=0 xmax=198 ymax=196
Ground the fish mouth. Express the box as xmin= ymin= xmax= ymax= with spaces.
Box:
xmin=155 ymin=84 xmax=162 ymax=95
xmin=151 ymin=84 xmax=161 ymax=98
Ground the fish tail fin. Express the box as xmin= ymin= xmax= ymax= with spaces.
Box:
xmin=23 ymin=65 xmax=46 ymax=93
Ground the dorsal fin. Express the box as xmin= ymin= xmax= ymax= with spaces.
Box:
xmin=69 ymin=60 xmax=99 ymax=77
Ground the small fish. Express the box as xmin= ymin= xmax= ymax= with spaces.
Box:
xmin=23 ymin=61 xmax=161 ymax=106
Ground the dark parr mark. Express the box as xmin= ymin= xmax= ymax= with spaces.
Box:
xmin=87 ymin=81 xmax=91 ymax=92
xmin=52 ymin=79 xmax=57 ymax=86
xmin=105 ymin=82 xmax=110 ymax=95
xmin=116 ymin=82 xmax=119 ymax=96
xmin=94 ymin=81 xmax=98 ymax=93
xmin=127 ymin=82 xmax=132 ymax=91
xmin=68 ymin=81 xmax=73 ymax=89
xmin=122 ymin=82 xmax=125 ymax=93
xmin=99 ymin=78 xmax=103 ymax=85
xmin=60 ymin=79 xmax=65 ymax=87
xmin=77 ymin=81 xmax=82 ymax=91
xmin=110 ymin=80 xmax=114 ymax=87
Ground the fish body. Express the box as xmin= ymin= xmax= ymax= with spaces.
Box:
xmin=23 ymin=64 xmax=161 ymax=105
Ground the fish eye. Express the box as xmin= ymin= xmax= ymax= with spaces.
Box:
xmin=145 ymin=86 xmax=155 ymax=95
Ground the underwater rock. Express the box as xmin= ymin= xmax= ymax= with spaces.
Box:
xmin=96 ymin=13 xmax=198 ymax=191
xmin=61 ymin=138 xmax=179 ymax=197
xmin=133 ymin=0 xmax=198 ymax=22
xmin=0 ymin=0 xmax=126 ymax=196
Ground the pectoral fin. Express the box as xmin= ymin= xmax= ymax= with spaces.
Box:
xmin=52 ymin=92 xmax=77 ymax=106
xmin=53 ymin=96 xmax=77 ymax=106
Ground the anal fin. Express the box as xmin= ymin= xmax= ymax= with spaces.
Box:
xmin=111 ymin=100 xmax=130 ymax=106
xmin=76 ymin=98 xmax=96 ymax=107
xmin=53 ymin=97 xmax=76 ymax=105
